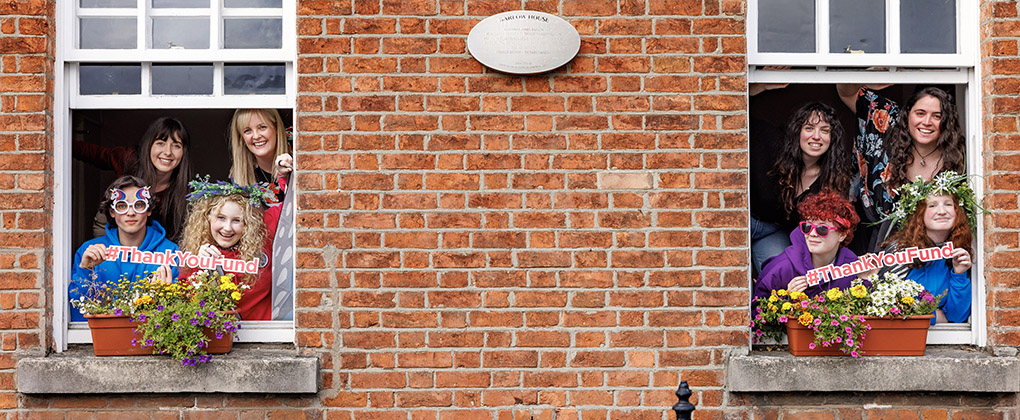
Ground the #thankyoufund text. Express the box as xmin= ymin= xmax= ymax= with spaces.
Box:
xmin=805 ymin=242 xmax=957 ymax=287
xmin=102 ymin=245 xmax=260 ymax=274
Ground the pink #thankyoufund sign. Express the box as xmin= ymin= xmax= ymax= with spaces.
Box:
xmin=805 ymin=242 xmax=956 ymax=287
xmin=103 ymin=245 xmax=260 ymax=274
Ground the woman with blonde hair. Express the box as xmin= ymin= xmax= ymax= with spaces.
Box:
xmin=179 ymin=179 xmax=281 ymax=320
xmin=228 ymin=109 xmax=293 ymax=202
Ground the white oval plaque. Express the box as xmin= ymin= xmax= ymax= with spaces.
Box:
xmin=467 ymin=11 xmax=581 ymax=75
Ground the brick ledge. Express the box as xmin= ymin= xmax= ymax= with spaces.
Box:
xmin=726 ymin=347 xmax=1020 ymax=393
xmin=16 ymin=345 xmax=319 ymax=394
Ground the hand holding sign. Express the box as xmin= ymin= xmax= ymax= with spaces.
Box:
xmin=80 ymin=244 xmax=110 ymax=269
xmin=951 ymin=247 xmax=971 ymax=274
xmin=788 ymin=275 xmax=809 ymax=293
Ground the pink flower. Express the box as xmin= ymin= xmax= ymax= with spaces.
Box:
xmin=755 ymin=314 xmax=762 ymax=320
xmin=831 ymin=320 xmax=839 ymax=326
xmin=839 ymin=315 xmax=849 ymax=321
xmin=817 ymin=295 xmax=825 ymax=302
xmin=801 ymin=301 xmax=809 ymax=308
xmin=851 ymin=351 xmax=859 ymax=357
xmin=891 ymin=307 xmax=901 ymax=315
xmin=814 ymin=319 xmax=822 ymax=326
xmin=809 ymin=343 xmax=816 ymax=349
xmin=822 ymin=341 xmax=830 ymax=347
xmin=846 ymin=339 xmax=854 ymax=346
xmin=858 ymin=315 xmax=866 ymax=322
xmin=779 ymin=316 xmax=788 ymax=323
xmin=866 ymin=325 xmax=872 ymax=330
xmin=834 ymin=336 xmax=842 ymax=343
xmin=845 ymin=327 xmax=852 ymax=335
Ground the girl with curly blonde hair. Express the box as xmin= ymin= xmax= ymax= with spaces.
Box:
xmin=179 ymin=183 xmax=281 ymax=320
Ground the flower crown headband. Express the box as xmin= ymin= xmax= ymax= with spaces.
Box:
xmin=186 ymin=175 xmax=279 ymax=207
xmin=882 ymin=171 xmax=984 ymax=228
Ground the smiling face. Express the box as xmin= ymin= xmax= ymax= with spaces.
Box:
xmin=109 ymin=186 xmax=150 ymax=236
xmin=149 ymin=133 xmax=184 ymax=175
xmin=241 ymin=112 xmax=277 ymax=162
xmin=208 ymin=200 xmax=246 ymax=249
xmin=923 ymin=194 xmax=957 ymax=242
xmin=798 ymin=111 xmax=832 ymax=161
xmin=802 ymin=218 xmax=846 ymax=258
xmin=908 ymin=95 xmax=943 ymax=148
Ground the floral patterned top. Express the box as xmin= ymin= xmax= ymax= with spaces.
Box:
xmin=853 ymin=87 xmax=900 ymax=223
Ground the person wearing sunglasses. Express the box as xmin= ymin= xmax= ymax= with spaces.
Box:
xmin=753 ymin=190 xmax=871 ymax=303
xmin=69 ymin=175 xmax=180 ymax=322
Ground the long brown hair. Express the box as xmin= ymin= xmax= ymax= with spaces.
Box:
xmin=768 ymin=102 xmax=852 ymax=218
xmin=133 ymin=117 xmax=193 ymax=240
xmin=883 ymin=87 xmax=966 ymax=190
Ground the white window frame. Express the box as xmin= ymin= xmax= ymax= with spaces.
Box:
xmin=54 ymin=0 xmax=297 ymax=351
xmin=748 ymin=1 xmax=984 ymax=346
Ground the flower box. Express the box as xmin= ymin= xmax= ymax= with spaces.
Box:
xmin=85 ymin=314 xmax=233 ymax=357
xmin=785 ymin=314 xmax=935 ymax=356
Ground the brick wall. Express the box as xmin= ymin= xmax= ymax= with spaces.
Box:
xmin=293 ymin=0 xmax=748 ymax=418
xmin=0 ymin=0 xmax=52 ymax=415
xmin=984 ymin=0 xmax=1020 ymax=349
xmin=7 ymin=0 xmax=1020 ymax=419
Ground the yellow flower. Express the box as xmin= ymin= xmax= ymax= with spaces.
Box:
xmin=777 ymin=289 xmax=788 ymax=296
xmin=231 ymin=291 xmax=242 ymax=301
xmin=826 ymin=288 xmax=843 ymax=301
xmin=850 ymin=284 xmax=868 ymax=298
xmin=781 ymin=302 xmax=792 ymax=312
xmin=768 ymin=304 xmax=778 ymax=313
xmin=220 ymin=275 xmax=231 ymax=284
xmin=798 ymin=312 xmax=813 ymax=326
xmin=901 ymin=296 xmax=915 ymax=305
xmin=133 ymin=295 xmax=153 ymax=306
xmin=768 ymin=295 xmax=778 ymax=303
xmin=789 ymin=291 xmax=807 ymax=301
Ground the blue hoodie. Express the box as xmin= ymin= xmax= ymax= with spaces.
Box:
xmin=753 ymin=228 xmax=862 ymax=303
xmin=69 ymin=221 xmax=179 ymax=322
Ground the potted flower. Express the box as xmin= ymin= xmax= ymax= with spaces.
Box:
xmin=751 ymin=272 xmax=943 ymax=357
xmin=71 ymin=269 xmax=247 ymax=364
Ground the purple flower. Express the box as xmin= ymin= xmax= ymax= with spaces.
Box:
xmin=130 ymin=338 xmax=138 ymax=347
xmin=224 ymin=321 xmax=232 ymax=329
xmin=154 ymin=323 xmax=161 ymax=329
xmin=137 ymin=314 xmax=146 ymax=322
xmin=195 ymin=310 xmax=203 ymax=316
xmin=215 ymin=332 xmax=224 ymax=339
xmin=198 ymin=355 xmax=211 ymax=363
xmin=198 ymin=341 xmax=205 ymax=348
xmin=199 ymin=300 xmax=206 ymax=307
xmin=207 ymin=311 xmax=216 ymax=318
xmin=171 ymin=313 xmax=180 ymax=321
xmin=145 ymin=338 xmax=154 ymax=346
xmin=190 ymin=318 xmax=198 ymax=325
xmin=204 ymin=319 xmax=212 ymax=327
xmin=156 ymin=304 xmax=164 ymax=311
xmin=113 ymin=308 xmax=123 ymax=316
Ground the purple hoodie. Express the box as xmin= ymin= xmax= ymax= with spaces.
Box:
xmin=753 ymin=228 xmax=862 ymax=303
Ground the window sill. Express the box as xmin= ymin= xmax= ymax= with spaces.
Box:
xmin=726 ymin=347 xmax=1020 ymax=393
xmin=16 ymin=344 xmax=319 ymax=394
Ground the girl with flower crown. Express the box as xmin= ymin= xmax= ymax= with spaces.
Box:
xmin=70 ymin=175 xmax=179 ymax=321
xmin=178 ymin=179 xmax=282 ymax=320
xmin=753 ymin=190 xmax=874 ymax=303
xmin=878 ymin=171 xmax=978 ymax=324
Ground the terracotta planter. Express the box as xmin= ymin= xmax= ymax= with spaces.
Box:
xmin=85 ymin=313 xmax=234 ymax=356
xmin=785 ymin=314 xmax=935 ymax=356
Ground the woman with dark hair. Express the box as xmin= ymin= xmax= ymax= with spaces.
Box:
xmin=74 ymin=117 xmax=194 ymax=240
xmin=838 ymin=85 xmax=966 ymax=252
xmin=879 ymin=171 xmax=978 ymax=324
xmin=753 ymin=190 xmax=869 ymax=301
xmin=750 ymin=102 xmax=854 ymax=275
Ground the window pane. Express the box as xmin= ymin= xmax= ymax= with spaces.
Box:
xmin=901 ymin=0 xmax=956 ymax=53
xmin=223 ymin=18 xmax=282 ymax=49
xmin=757 ymin=0 xmax=814 ymax=53
xmin=152 ymin=0 xmax=207 ymax=7
xmin=152 ymin=17 xmax=209 ymax=49
xmin=224 ymin=64 xmax=285 ymax=94
xmin=224 ymin=0 xmax=282 ymax=7
xmin=79 ymin=64 xmax=141 ymax=95
xmin=151 ymin=64 xmax=213 ymax=95
xmin=80 ymin=17 xmax=136 ymax=49
xmin=829 ymin=0 xmax=885 ymax=53
xmin=80 ymin=0 xmax=136 ymax=7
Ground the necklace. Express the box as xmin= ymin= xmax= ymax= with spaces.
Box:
xmin=915 ymin=145 xmax=939 ymax=167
